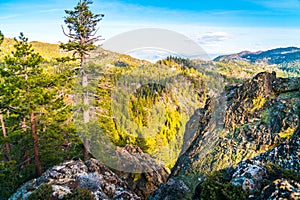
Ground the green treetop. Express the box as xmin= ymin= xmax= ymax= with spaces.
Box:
xmin=60 ymin=0 xmax=104 ymax=66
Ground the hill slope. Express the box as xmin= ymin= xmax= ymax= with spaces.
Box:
xmin=214 ymin=47 xmax=300 ymax=65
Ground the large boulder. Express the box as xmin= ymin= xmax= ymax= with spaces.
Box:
xmin=114 ymin=145 xmax=170 ymax=199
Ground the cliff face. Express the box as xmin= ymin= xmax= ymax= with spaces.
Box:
xmin=150 ymin=72 xmax=300 ymax=199
xmin=192 ymin=125 xmax=300 ymax=200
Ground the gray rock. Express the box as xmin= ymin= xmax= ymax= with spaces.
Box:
xmin=9 ymin=159 xmax=140 ymax=200
xmin=148 ymin=178 xmax=190 ymax=200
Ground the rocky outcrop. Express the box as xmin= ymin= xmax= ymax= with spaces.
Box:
xmin=260 ymin=179 xmax=300 ymax=199
xmin=114 ymin=145 xmax=170 ymax=199
xmin=151 ymin=72 xmax=300 ymax=198
xmin=9 ymin=159 xmax=140 ymax=200
xmin=9 ymin=145 xmax=170 ymax=200
xmin=193 ymin=125 xmax=300 ymax=199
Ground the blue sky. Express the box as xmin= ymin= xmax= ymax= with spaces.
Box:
xmin=1 ymin=0 xmax=300 ymax=56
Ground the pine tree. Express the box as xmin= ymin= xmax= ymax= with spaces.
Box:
xmin=60 ymin=0 xmax=104 ymax=160
xmin=60 ymin=0 xmax=104 ymax=65
xmin=0 ymin=30 xmax=11 ymax=161
xmin=0 ymin=31 xmax=3 ymax=45
xmin=2 ymin=32 xmax=43 ymax=176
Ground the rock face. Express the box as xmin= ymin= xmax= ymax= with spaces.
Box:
xmin=150 ymin=72 xmax=300 ymax=199
xmin=193 ymin=125 xmax=300 ymax=199
xmin=9 ymin=145 xmax=169 ymax=200
xmin=114 ymin=145 xmax=170 ymax=200
xmin=260 ymin=179 xmax=300 ymax=199
xmin=9 ymin=158 xmax=140 ymax=200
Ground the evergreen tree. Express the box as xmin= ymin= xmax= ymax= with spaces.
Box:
xmin=0 ymin=31 xmax=3 ymax=45
xmin=60 ymin=0 xmax=104 ymax=65
xmin=60 ymin=0 xmax=104 ymax=160
xmin=0 ymin=33 xmax=83 ymax=199
xmin=0 ymin=31 xmax=11 ymax=161
xmin=2 ymin=32 xmax=43 ymax=176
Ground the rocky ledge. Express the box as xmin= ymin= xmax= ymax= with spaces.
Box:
xmin=9 ymin=145 xmax=169 ymax=200
xmin=9 ymin=158 xmax=140 ymax=200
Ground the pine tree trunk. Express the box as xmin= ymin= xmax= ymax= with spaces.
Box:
xmin=0 ymin=110 xmax=11 ymax=161
xmin=25 ymin=149 xmax=30 ymax=165
xmin=23 ymin=66 xmax=31 ymax=166
xmin=30 ymin=111 xmax=42 ymax=176
xmin=22 ymin=118 xmax=30 ymax=165
xmin=81 ymin=57 xmax=90 ymax=160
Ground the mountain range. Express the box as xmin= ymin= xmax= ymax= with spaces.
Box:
xmin=214 ymin=47 xmax=300 ymax=65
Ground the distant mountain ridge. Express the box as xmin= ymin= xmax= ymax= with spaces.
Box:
xmin=214 ymin=47 xmax=300 ymax=65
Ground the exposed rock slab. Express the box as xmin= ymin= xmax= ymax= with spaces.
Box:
xmin=9 ymin=159 xmax=140 ymax=200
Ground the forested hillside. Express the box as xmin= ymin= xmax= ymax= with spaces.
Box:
xmin=0 ymin=32 xmax=207 ymax=198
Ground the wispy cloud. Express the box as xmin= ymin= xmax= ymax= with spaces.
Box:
xmin=247 ymin=0 xmax=300 ymax=9
xmin=190 ymin=32 xmax=232 ymax=45
xmin=38 ymin=8 xmax=63 ymax=13
xmin=0 ymin=14 xmax=20 ymax=20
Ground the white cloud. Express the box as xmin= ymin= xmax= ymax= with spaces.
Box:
xmin=190 ymin=32 xmax=232 ymax=45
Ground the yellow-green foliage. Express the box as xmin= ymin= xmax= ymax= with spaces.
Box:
xmin=0 ymin=38 xmax=71 ymax=61
xmin=215 ymin=61 xmax=257 ymax=80
xmin=279 ymin=127 xmax=295 ymax=139
xmin=132 ymin=173 xmax=142 ymax=182
xmin=94 ymin=57 xmax=206 ymax=167
xmin=214 ymin=60 xmax=298 ymax=82
xmin=251 ymin=96 xmax=266 ymax=112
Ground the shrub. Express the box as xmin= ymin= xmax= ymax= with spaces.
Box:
xmin=63 ymin=188 xmax=96 ymax=200
xmin=195 ymin=169 xmax=247 ymax=200
xmin=27 ymin=184 xmax=53 ymax=200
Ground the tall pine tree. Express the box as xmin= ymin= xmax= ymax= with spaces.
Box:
xmin=60 ymin=0 xmax=104 ymax=160
xmin=0 ymin=30 xmax=11 ymax=161
xmin=3 ymin=32 xmax=43 ymax=176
